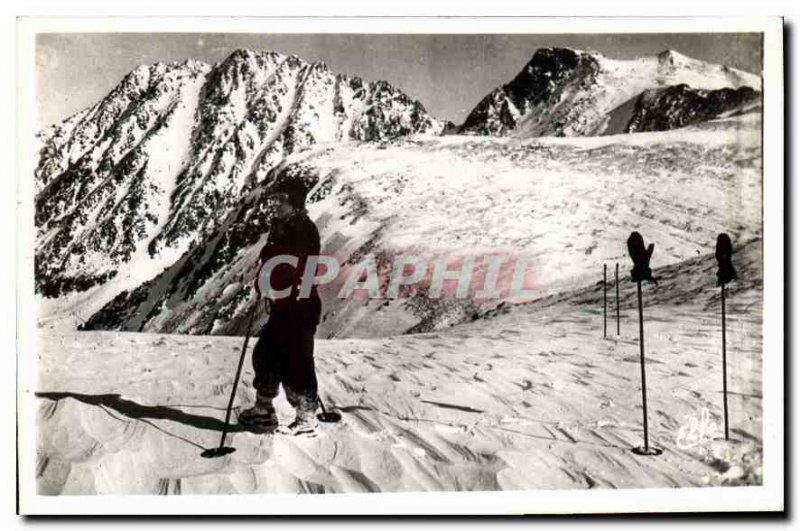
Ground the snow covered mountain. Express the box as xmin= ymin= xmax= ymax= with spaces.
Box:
xmin=35 ymin=47 xmax=762 ymax=336
xmin=34 ymin=50 xmax=444 ymax=324
xmin=79 ymin=107 xmax=761 ymax=337
xmin=31 ymin=46 xmax=766 ymax=497
xmin=458 ymin=48 xmax=761 ymax=137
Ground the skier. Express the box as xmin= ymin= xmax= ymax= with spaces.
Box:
xmin=239 ymin=179 xmax=323 ymax=437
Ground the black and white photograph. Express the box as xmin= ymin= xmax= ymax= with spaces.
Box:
xmin=15 ymin=16 xmax=784 ymax=515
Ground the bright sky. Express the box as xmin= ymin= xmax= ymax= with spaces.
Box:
xmin=36 ymin=32 xmax=762 ymax=128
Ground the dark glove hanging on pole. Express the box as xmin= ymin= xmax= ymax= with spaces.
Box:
xmin=715 ymin=233 xmax=737 ymax=286
xmin=626 ymin=231 xmax=657 ymax=285
xmin=715 ymin=233 xmax=735 ymax=441
xmin=627 ymin=230 xmax=662 ymax=456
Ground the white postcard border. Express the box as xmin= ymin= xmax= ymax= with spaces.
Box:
xmin=16 ymin=15 xmax=784 ymax=515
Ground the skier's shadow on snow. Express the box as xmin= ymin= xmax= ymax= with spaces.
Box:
xmin=35 ymin=392 xmax=245 ymax=434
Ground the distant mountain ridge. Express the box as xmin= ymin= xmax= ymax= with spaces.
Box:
xmin=458 ymin=48 xmax=761 ymax=137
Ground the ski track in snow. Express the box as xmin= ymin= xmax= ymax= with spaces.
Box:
xmin=34 ymin=240 xmax=763 ymax=494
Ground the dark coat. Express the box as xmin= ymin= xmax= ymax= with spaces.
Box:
xmin=257 ymin=211 xmax=322 ymax=321
xmin=252 ymin=210 xmax=322 ymax=400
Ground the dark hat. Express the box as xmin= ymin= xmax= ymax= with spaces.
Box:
xmin=270 ymin=179 xmax=309 ymax=208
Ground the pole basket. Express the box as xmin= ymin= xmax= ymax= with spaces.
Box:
xmin=317 ymin=398 xmax=343 ymax=423
xmin=317 ymin=411 xmax=342 ymax=423
xmin=631 ymin=446 xmax=663 ymax=456
xmin=201 ymin=446 xmax=236 ymax=459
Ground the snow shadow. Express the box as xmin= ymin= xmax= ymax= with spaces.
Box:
xmin=35 ymin=392 xmax=245 ymax=434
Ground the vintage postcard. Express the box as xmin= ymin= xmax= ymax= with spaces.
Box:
xmin=16 ymin=16 xmax=784 ymax=514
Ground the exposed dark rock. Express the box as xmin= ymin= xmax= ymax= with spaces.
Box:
xmin=459 ymin=48 xmax=600 ymax=136
xmin=624 ymin=84 xmax=760 ymax=133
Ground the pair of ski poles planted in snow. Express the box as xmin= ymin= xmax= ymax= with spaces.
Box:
xmin=201 ymin=295 xmax=342 ymax=459
xmin=613 ymin=231 xmax=737 ymax=456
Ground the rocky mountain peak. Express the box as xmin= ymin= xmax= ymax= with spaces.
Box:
xmin=459 ymin=47 xmax=761 ymax=138
xmin=459 ymin=47 xmax=600 ymax=136
xmin=657 ymin=49 xmax=693 ymax=66
xmin=34 ymin=48 xmax=444 ymax=314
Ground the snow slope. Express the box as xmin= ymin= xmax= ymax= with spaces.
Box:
xmin=34 ymin=237 xmax=763 ymax=494
xmin=80 ymin=107 xmax=761 ymax=338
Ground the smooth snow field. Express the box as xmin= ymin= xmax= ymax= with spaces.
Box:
xmin=35 ymin=237 xmax=762 ymax=494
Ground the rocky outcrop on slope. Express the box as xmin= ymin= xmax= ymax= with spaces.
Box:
xmin=622 ymin=84 xmax=760 ymax=133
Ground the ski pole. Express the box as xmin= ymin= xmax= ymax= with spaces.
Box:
xmin=202 ymin=299 xmax=260 ymax=458
xmin=627 ymin=231 xmax=661 ymax=456
xmin=721 ymin=283 xmax=729 ymax=440
xmin=631 ymin=279 xmax=661 ymax=455
xmin=615 ymin=263 xmax=620 ymax=336
xmin=603 ymin=264 xmax=607 ymax=338
xmin=636 ymin=280 xmax=650 ymax=451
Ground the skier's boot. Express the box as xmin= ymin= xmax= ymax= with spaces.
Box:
xmin=278 ymin=390 xmax=319 ymax=438
xmin=238 ymin=392 xmax=279 ymax=433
